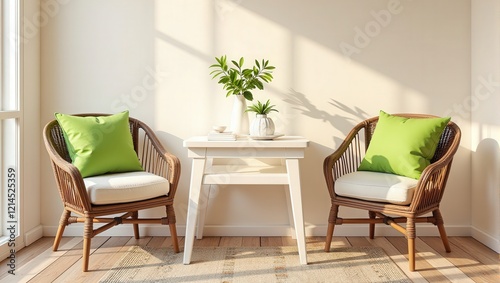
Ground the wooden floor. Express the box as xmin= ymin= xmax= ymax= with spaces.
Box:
xmin=0 ymin=236 xmax=497 ymax=282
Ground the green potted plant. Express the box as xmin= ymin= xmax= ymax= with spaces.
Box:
xmin=246 ymin=99 xmax=279 ymax=115
xmin=209 ymin=55 xmax=275 ymax=135
xmin=246 ymin=99 xmax=278 ymax=137
xmin=209 ymin=55 xmax=275 ymax=101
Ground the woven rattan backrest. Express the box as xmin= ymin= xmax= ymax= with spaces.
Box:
xmin=364 ymin=114 xmax=458 ymax=164
xmin=430 ymin=125 xmax=458 ymax=163
xmin=48 ymin=121 xmax=72 ymax=163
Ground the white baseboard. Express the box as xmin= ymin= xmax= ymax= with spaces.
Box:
xmin=308 ymin=224 xmax=471 ymax=237
xmin=43 ymin=223 xmax=472 ymax=238
xmin=24 ymin=225 xmax=43 ymax=246
xmin=471 ymin=226 xmax=500 ymax=253
xmin=43 ymin=224 xmax=178 ymax=237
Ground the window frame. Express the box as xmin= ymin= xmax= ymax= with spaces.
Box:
xmin=0 ymin=0 xmax=22 ymax=250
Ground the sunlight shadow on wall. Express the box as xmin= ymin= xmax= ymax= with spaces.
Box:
xmin=282 ymin=89 xmax=368 ymax=143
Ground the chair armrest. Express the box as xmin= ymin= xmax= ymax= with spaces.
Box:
xmin=43 ymin=125 xmax=92 ymax=212
xmin=323 ymin=122 xmax=367 ymax=198
xmin=410 ymin=145 xmax=458 ymax=212
xmin=136 ymin=122 xmax=181 ymax=199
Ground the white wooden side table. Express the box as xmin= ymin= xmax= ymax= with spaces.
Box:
xmin=182 ymin=136 xmax=309 ymax=265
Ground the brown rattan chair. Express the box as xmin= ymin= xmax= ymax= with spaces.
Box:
xmin=323 ymin=114 xmax=461 ymax=271
xmin=43 ymin=114 xmax=180 ymax=272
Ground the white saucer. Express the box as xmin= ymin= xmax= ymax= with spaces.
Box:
xmin=249 ymin=133 xmax=284 ymax=140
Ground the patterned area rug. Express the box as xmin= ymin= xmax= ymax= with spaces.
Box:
xmin=101 ymin=246 xmax=411 ymax=282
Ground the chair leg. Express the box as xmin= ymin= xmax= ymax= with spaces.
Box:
xmin=53 ymin=209 xmax=71 ymax=251
xmin=368 ymin=211 xmax=376 ymax=239
xmin=166 ymin=205 xmax=180 ymax=253
xmin=407 ymin=217 xmax=416 ymax=272
xmin=408 ymin=237 xmax=416 ymax=272
xmin=82 ymin=216 xmax=93 ymax=272
xmin=132 ymin=211 xmax=140 ymax=239
xmin=433 ymin=209 xmax=451 ymax=252
xmin=325 ymin=205 xmax=339 ymax=252
xmin=169 ymin=224 xmax=180 ymax=253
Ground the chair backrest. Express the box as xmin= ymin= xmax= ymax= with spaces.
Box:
xmin=364 ymin=114 xmax=461 ymax=165
xmin=45 ymin=119 xmax=72 ymax=163
xmin=44 ymin=113 xmax=141 ymax=163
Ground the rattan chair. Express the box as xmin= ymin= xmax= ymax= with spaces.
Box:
xmin=43 ymin=114 xmax=180 ymax=272
xmin=323 ymin=114 xmax=461 ymax=271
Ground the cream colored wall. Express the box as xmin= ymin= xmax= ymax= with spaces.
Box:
xmin=40 ymin=0 xmax=473 ymax=237
xmin=22 ymin=0 xmax=43 ymax=245
xmin=470 ymin=0 xmax=500 ymax=252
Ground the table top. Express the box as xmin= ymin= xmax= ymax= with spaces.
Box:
xmin=183 ymin=135 xmax=309 ymax=148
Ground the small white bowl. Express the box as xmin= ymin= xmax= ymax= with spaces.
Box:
xmin=212 ymin=125 xmax=227 ymax=133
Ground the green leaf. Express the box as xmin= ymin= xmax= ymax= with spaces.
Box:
xmin=211 ymin=73 xmax=223 ymax=80
xmin=231 ymin=60 xmax=239 ymax=68
xmin=255 ymin=59 xmax=260 ymax=69
xmin=261 ymin=74 xmax=273 ymax=82
xmin=255 ymin=80 xmax=264 ymax=90
xmin=239 ymin=57 xmax=244 ymax=68
xmin=242 ymin=69 xmax=253 ymax=76
xmin=229 ymin=71 xmax=237 ymax=82
xmin=209 ymin=70 xmax=222 ymax=76
xmin=243 ymin=91 xmax=253 ymax=101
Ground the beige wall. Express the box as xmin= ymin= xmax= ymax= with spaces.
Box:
xmin=471 ymin=0 xmax=500 ymax=252
xmin=22 ymin=0 xmax=43 ymax=245
xmin=39 ymin=0 xmax=474 ymax=238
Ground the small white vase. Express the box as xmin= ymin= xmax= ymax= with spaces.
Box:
xmin=250 ymin=114 xmax=275 ymax=136
xmin=229 ymin=95 xmax=250 ymax=136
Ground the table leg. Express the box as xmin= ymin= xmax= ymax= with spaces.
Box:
xmin=283 ymin=187 xmax=296 ymax=239
xmin=196 ymin=185 xmax=211 ymax=239
xmin=286 ymin=158 xmax=308 ymax=265
xmin=183 ymin=158 xmax=206 ymax=264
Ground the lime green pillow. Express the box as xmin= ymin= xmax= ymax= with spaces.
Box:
xmin=55 ymin=111 xmax=143 ymax=178
xmin=358 ymin=110 xmax=450 ymax=179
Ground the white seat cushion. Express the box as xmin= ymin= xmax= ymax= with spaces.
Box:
xmin=335 ymin=171 xmax=418 ymax=205
xmin=84 ymin=171 xmax=170 ymax=205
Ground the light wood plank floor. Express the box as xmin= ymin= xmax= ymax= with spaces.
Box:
xmin=0 ymin=236 xmax=498 ymax=282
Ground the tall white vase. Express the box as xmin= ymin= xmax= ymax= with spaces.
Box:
xmin=229 ymin=95 xmax=249 ymax=136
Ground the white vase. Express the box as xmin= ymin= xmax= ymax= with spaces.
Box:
xmin=250 ymin=114 xmax=275 ymax=136
xmin=229 ymin=95 xmax=250 ymax=136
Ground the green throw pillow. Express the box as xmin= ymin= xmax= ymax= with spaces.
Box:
xmin=55 ymin=111 xmax=143 ymax=178
xmin=358 ymin=110 xmax=450 ymax=179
